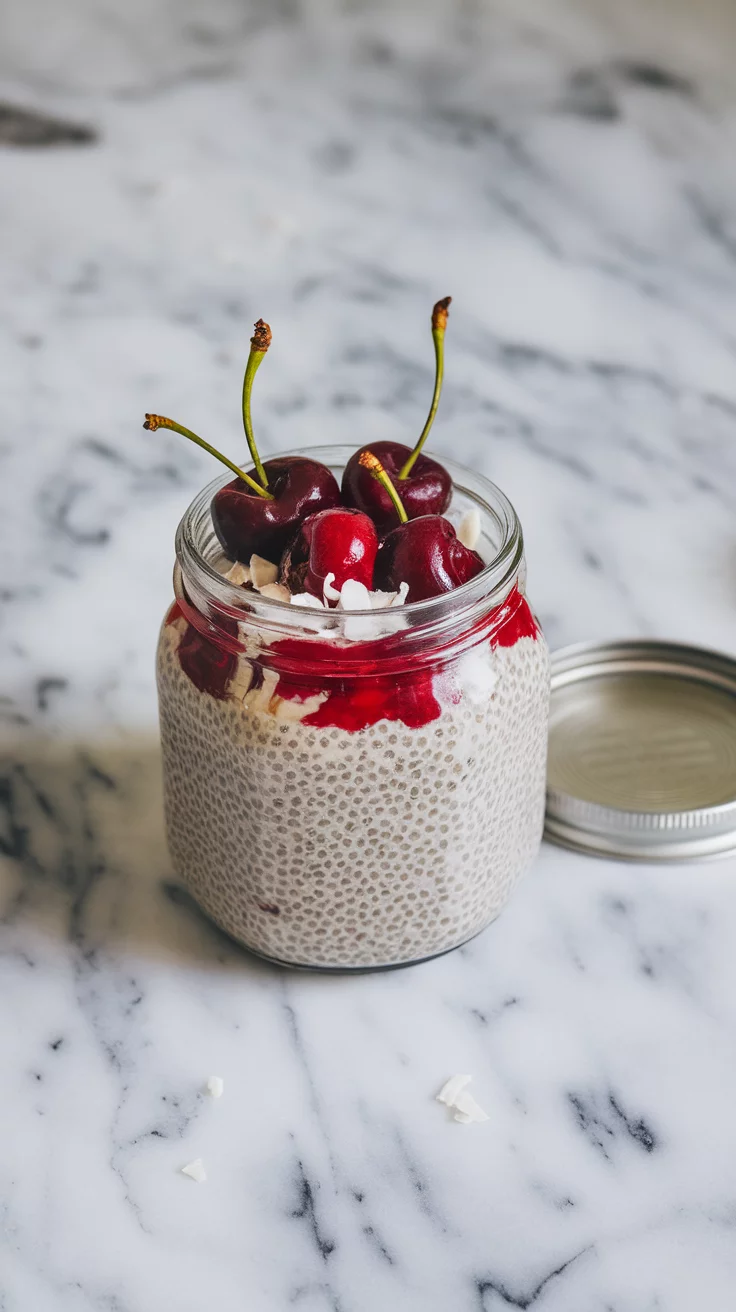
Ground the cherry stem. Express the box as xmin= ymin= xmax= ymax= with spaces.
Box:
xmin=242 ymin=319 xmax=272 ymax=490
xmin=398 ymin=296 xmax=451 ymax=481
xmin=358 ymin=450 xmax=408 ymax=524
xmin=143 ymin=415 xmax=274 ymax=500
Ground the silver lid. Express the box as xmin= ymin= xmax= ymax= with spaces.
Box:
xmin=545 ymin=639 xmax=736 ymax=861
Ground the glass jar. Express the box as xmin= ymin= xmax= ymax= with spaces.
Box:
xmin=156 ymin=446 xmax=549 ymax=970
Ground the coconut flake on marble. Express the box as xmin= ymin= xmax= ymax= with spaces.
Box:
xmin=437 ymin=1074 xmax=472 ymax=1105
xmin=437 ymin=1074 xmax=488 ymax=1124
xmin=457 ymin=508 xmax=481 ymax=550
xmin=451 ymin=1089 xmax=489 ymax=1124
xmin=181 ymin=1158 xmax=207 ymax=1182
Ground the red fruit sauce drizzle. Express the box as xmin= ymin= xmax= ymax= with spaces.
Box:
xmin=166 ymin=586 xmax=540 ymax=730
xmin=166 ymin=601 xmax=237 ymax=700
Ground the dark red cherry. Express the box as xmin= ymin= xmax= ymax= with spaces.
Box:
xmin=342 ymin=440 xmax=451 ymax=536
xmin=374 ymin=515 xmax=484 ymax=602
xmin=211 ymin=456 xmax=341 ymax=564
xmin=280 ymin=507 xmax=378 ymax=598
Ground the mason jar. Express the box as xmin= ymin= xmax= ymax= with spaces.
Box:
xmin=156 ymin=446 xmax=550 ymax=970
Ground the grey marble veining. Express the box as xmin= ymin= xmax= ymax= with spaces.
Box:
xmin=2 ymin=2 xmax=736 ymax=1309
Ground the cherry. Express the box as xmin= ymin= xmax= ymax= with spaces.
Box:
xmin=144 ymin=319 xmax=340 ymax=564
xmin=280 ymin=507 xmax=378 ymax=598
xmin=342 ymin=298 xmax=453 ymax=534
xmin=359 ymin=449 xmax=484 ymax=602
xmin=375 ymin=516 xmax=485 ymax=601
xmin=211 ymin=457 xmax=341 ymax=564
xmin=343 ymin=439 xmax=451 ymax=537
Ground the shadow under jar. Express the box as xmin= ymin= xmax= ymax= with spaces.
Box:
xmin=156 ymin=446 xmax=550 ymax=970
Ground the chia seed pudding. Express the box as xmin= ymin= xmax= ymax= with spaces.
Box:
xmin=156 ymin=449 xmax=550 ymax=969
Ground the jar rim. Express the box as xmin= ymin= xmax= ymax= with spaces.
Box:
xmin=175 ymin=444 xmax=524 ymax=640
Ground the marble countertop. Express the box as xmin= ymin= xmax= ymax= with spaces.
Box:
xmin=2 ymin=1 xmax=736 ymax=1308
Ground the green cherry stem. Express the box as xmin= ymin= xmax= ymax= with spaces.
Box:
xmin=398 ymin=296 xmax=451 ymax=481
xmin=242 ymin=318 xmax=272 ymax=490
xmin=359 ymin=449 xmax=408 ymax=524
xmin=143 ymin=414 xmax=274 ymax=500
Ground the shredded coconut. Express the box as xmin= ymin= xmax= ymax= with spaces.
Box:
xmin=323 ymin=572 xmax=341 ymax=603
xmin=437 ymin=1074 xmax=489 ymax=1124
xmin=249 ymin=555 xmax=278 ymax=590
xmin=258 ymin=583 xmax=291 ymax=604
xmin=457 ymin=508 xmax=481 ymax=551
xmin=224 ymin=561 xmax=251 ymax=587
xmin=206 ymin=1075 xmax=224 ymax=1098
xmin=437 ymin=1074 xmax=472 ymax=1105
xmin=181 ymin=1158 xmax=207 ymax=1182
xmin=338 ymin=579 xmax=372 ymax=610
xmin=457 ymin=648 xmax=499 ymax=705
xmin=369 ymin=590 xmax=395 ymax=610
xmin=228 ymin=660 xmax=254 ymax=703
xmin=272 ymin=690 xmax=329 ymax=722
xmin=338 ymin=579 xmax=375 ymax=640
xmin=451 ymin=1089 xmax=489 ymax=1123
xmin=370 ymin=581 xmax=409 ymax=610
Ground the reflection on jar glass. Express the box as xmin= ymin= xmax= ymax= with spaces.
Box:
xmin=156 ymin=447 xmax=550 ymax=970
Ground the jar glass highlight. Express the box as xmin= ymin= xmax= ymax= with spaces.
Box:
xmin=156 ymin=446 xmax=550 ymax=970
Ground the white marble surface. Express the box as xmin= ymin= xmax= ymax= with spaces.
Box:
xmin=2 ymin=2 xmax=736 ymax=1308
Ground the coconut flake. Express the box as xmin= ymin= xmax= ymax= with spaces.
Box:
xmin=272 ymin=690 xmax=329 ymax=722
xmin=457 ymin=509 xmax=481 ymax=551
xmin=228 ymin=660 xmax=254 ymax=703
xmin=338 ymin=579 xmax=372 ymax=610
xmin=337 ymin=579 xmax=374 ymax=640
xmin=369 ymin=590 xmax=396 ymax=610
xmin=249 ymin=555 xmax=278 ymax=590
xmin=437 ymin=1074 xmax=488 ymax=1124
xmin=289 ymin=591 xmax=330 ymax=633
xmin=369 ymin=582 xmax=408 ymax=609
xmin=323 ymin=572 xmax=341 ymax=603
xmin=451 ymin=1090 xmax=489 ymax=1124
xmin=258 ymin=583 xmax=291 ymax=604
xmin=206 ymin=1076 xmax=224 ymax=1098
xmin=181 ymin=1158 xmax=207 ymax=1182
xmin=437 ymin=1074 xmax=472 ymax=1106
xmin=457 ymin=648 xmax=499 ymax=706
xmin=224 ymin=561 xmax=251 ymax=587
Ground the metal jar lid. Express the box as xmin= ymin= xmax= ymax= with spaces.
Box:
xmin=545 ymin=639 xmax=736 ymax=861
